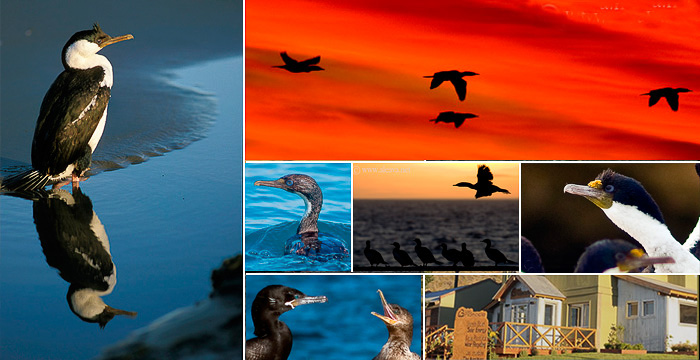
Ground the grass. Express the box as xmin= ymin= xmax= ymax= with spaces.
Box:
xmin=522 ymin=353 xmax=696 ymax=359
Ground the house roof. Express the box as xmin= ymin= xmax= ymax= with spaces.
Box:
xmin=484 ymin=275 xmax=565 ymax=309
xmin=425 ymin=279 xmax=500 ymax=305
xmin=614 ymin=275 xmax=698 ymax=300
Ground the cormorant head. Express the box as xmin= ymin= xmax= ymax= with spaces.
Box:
xmin=481 ymin=239 xmax=492 ymax=245
xmin=574 ymin=239 xmax=675 ymax=273
xmin=676 ymin=88 xmax=692 ymax=93
xmin=252 ymin=285 xmax=327 ymax=317
xmin=392 ymin=242 xmax=401 ymax=249
xmin=62 ymin=23 xmax=133 ymax=70
xmin=461 ymin=71 xmax=479 ymax=76
xmin=563 ymin=169 xmax=664 ymax=224
xmin=254 ymin=174 xmax=323 ymax=207
xmin=371 ymin=289 xmax=414 ymax=338
xmin=413 ymin=238 xmax=422 ymax=246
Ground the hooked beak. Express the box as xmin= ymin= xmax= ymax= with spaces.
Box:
xmin=612 ymin=249 xmax=676 ymax=272
xmin=564 ymin=181 xmax=613 ymax=209
xmin=100 ymin=34 xmax=134 ymax=48
xmin=254 ymin=178 xmax=286 ymax=189
xmin=371 ymin=289 xmax=398 ymax=325
xmin=285 ymin=295 xmax=328 ymax=309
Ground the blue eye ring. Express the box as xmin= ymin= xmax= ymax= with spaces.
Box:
xmin=605 ymin=185 xmax=614 ymax=193
xmin=286 ymin=180 xmax=294 ymax=186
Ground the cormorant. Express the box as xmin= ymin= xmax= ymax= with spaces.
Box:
xmin=1 ymin=24 xmax=133 ymax=192
xmin=683 ymin=163 xmax=700 ymax=259
xmin=520 ymin=237 xmax=544 ymax=273
xmin=574 ymin=239 xmax=675 ymax=273
xmin=641 ymin=87 xmax=692 ymax=111
xmin=438 ymin=243 xmax=462 ymax=266
xmin=460 ymin=243 xmax=475 ymax=268
xmin=563 ymin=169 xmax=700 ymax=273
xmin=481 ymin=239 xmax=517 ymax=266
xmin=392 ymin=242 xmax=417 ymax=267
xmin=454 ymin=164 xmax=510 ymax=198
xmin=365 ymin=240 xmax=389 ymax=267
xmin=246 ymin=285 xmax=327 ymax=360
xmin=371 ymin=290 xmax=420 ymax=360
xmin=273 ymin=51 xmax=324 ymax=73
xmin=413 ymin=238 xmax=442 ymax=266
xmin=429 ymin=111 xmax=478 ymax=129
xmin=254 ymin=174 xmax=349 ymax=257
xmin=423 ymin=70 xmax=479 ymax=101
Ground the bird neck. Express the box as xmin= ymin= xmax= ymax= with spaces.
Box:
xmin=384 ymin=325 xmax=413 ymax=353
xmin=297 ymin=194 xmax=321 ymax=235
xmin=63 ymin=40 xmax=114 ymax=87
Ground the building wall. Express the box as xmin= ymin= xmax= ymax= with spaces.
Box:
xmin=617 ymin=279 xmax=668 ymax=352
xmin=666 ymin=297 xmax=698 ymax=349
xmin=437 ymin=280 xmax=501 ymax=328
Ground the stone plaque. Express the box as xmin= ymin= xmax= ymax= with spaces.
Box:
xmin=452 ymin=307 xmax=489 ymax=360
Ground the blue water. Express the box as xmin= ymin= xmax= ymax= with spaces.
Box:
xmin=245 ymin=163 xmax=352 ymax=271
xmin=245 ymin=274 xmax=422 ymax=359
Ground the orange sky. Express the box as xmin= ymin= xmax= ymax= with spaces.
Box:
xmin=246 ymin=0 xmax=700 ymax=160
xmin=353 ymin=163 xmax=519 ymax=199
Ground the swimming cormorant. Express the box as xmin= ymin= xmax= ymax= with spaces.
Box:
xmin=563 ymin=169 xmax=700 ymax=273
xmin=273 ymin=51 xmax=324 ymax=73
xmin=429 ymin=111 xmax=478 ymax=129
xmin=392 ymin=242 xmax=418 ymax=267
xmin=246 ymin=285 xmax=327 ymax=360
xmin=454 ymin=164 xmax=510 ymax=198
xmin=1 ymin=24 xmax=133 ymax=192
xmin=520 ymin=237 xmax=544 ymax=273
xmin=460 ymin=243 xmax=475 ymax=268
xmin=424 ymin=70 xmax=479 ymax=101
xmin=365 ymin=240 xmax=389 ymax=267
xmin=371 ymin=290 xmax=420 ymax=360
xmin=413 ymin=238 xmax=442 ymax=266
xmin=254 ymin=174 xmax=349 ymax=257
xmin=641 ymin=87 xmax=692 ymax=111
xmin=574 ymin=239 xmax=675 ymax=273
xmin=438 ymin=243 xmax=462 ymax=266
xmin=481 ymin=239 xmax=517 ymax=266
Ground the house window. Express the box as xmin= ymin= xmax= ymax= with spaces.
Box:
xmin=427 ymin=307 xmax=439 ymax=326
xmin=626 ymin=301 xmax=639 ymax=318
xmin=680 ymin=304 xmax=697 ymax=325
xmin=642 ymin=300 xmax=654 ymax=317
xmin=544 ymin=304 xmax=554 ymax=325
xmin=511 ymin=304 xmax=528 ymax=323
xmin=568 ymin=303 xmax=589 ymax=327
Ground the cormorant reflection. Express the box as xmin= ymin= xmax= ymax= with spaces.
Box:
xmin=33 ymin=187 xmax=136 ymax=328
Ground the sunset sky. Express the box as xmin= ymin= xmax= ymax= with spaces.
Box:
xmin=246 ymin=0 xmax=700 ymax=160
xmin=353 ymin=162 xmax=519 ymax=199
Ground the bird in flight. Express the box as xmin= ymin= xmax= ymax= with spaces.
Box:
xmin=424 ymin=70 xmax=478 ymax=101
xmin=454 ymin=164 xmax=510 ymax=198
xmin=273 ymin=51 xmax=324 ymax=73
xmin=641 ymin=87 xmax=692 ymax=111
xmin=429 ymin=111 xmax=478 ymax=129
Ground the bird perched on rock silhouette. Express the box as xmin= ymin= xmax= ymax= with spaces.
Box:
xmin=364 ymin=240 xmax=389 ymax=267
xmin=482 ymin=239 xmax=517 ymax=266
xmin=454 ymin=165 xmax=510 ymax=198
xmin=392 ymin=242 xmax=417 ymax=267
xmin=641 ymin=87 xmax=692 ymax=111
xmin=413 ymin=238 xmax=442 ymax=266
xmin=424 ymin=70 xmax=478 ymax=101
xmin=273 ymin=51 xmax=324 ymax=73
xmin=429 ymin=111 xmax=478 ymax=129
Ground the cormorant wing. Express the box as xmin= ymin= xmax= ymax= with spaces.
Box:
xmin=454 ymin=182 xmax=475 ymax=189
xmin=449 ymin=78 xmax=467 ymax=101
xmin=429 ymin=76 xmax=446 ymax=89
xmin=298 ymin=55 xmax=321 ymax=66
xmin=280 ymin=51 xmax=298 ymax=65
xmin=453 ymin=118 xmax=465 ymax=128
xmin=647 ymin=93 xmax=662 ymax=107
xmin=476 ymin=165 xmax=494 ymax=183
xmin=664 ymin=93 xmax=680 ymax=111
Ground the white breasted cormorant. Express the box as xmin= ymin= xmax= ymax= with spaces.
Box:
xmin=246 ymin=285 xmax=327 ymax=360
xmin=1 ymin=24 xmax=132 ymax=192
xmin=254 ymin=174 xmax=349 ymax=257
xmin=371 ymin=290 xmax=420 ymax=360
xmin=365 ymin=240 xmax=389 ymax=267
xmin=460 ymin=243 xmax=475 ymax=268
xmin=482 ymin=239 xmax=517 ymax=266
xmin=413 ymin=238 xmax=442 ymax=266
xmin=430 ymin=111 xmax=478 ymax=129
xmin=392 ymin=242 xmax=418 ymax=267
xmin=454 ymin=164 xmax=510 ymax=198
xmin=424 ymin=70 xmax=478 ymax=101
xmin=641 ymin=87 xmax=692 ymax=111
xmin=682 ymin=163 xmax=700 ymax=259
xmin=437 ymin=243 xmax=462 ymax=266
xmin=273 ymin=51 xmax=324 ymax=73
xmin=564 ymin=169 xmax=700 ymax=273
xmin=574 ymin=239 xmax=675 ymax=273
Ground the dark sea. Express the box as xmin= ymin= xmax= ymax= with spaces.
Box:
xmin=353 ymin=199 xmax=519 ymax=268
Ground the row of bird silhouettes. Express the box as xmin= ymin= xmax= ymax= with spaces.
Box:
xmin=246 ymin=285 xmax=418 ymax=360
xmin=364 ymin=238 xmax=516 ymax=268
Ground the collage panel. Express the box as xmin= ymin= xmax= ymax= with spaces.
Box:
xmin=245 ymin=162 xmax=352 ymax=272
xmin=353 ymin=162 xmax=519 ymax=272
xmin=425 ymin=274 xmax=698 ymax=359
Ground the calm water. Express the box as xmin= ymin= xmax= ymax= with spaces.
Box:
xmin=245 ymin=163 xmax=352 ymax=271
xmin=353 ymin=200 xmax=519 ymax=268
xmin=0 ymin=2 xmax=242 ymax=359
xmin=245 ymin=274 xmax=422 ymax=359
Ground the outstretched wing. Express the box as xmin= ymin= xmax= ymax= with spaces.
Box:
xmin=280 ymin=51 xmax=298 ymax=65
xmin=664 ymin=93 xmax=680 ymax=111
xmin=476 ymin=164 xmax=494 ymax=183
xmin=299 ymin=55 xmax=321 ymax=66
xmin=450 ymin=78 xmax=467 ymax=101
xmin=647 ymin=93 xmax=661 ymax=107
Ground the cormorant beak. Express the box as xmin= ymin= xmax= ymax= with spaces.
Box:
xmin=371 ymin=289 xmax=398 ymax=325
xmin=564 ymin=181 xmax=613 ymax=209
xmin=285 ymin=295 xmax=328 ymax=309
xmin=611 ymin=249 xmax=676 ymax=272
xmin=105 ymin=305 xmax=137 ymax=318
xmin=100 ymin=34 xmax=134 ymax=48
xmin=254 ymin=178 xmax=286 ymax=189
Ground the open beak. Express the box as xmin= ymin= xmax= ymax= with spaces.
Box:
xmin=285 ymin=295 xmax=327 ymax=309
xmin=371 ymin=289 xmax=398 ymax=325
xmin=100 ymin=34 xmax=134 ymax=48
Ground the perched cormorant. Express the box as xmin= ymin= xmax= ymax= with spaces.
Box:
xmin=429 ymin=111 xmax=478 ymax=129
xmin=1 ymin=24 xmax=133 ymax=192
xmin=460 ymin=243 xmax=475 ymax=268
xmin=413 ymin=238 xmax=442 ymax=266
xmin=454 ymin=164 xmax=510 ymax=198
xmin=574 ymin=239 xmax=675 ymax=273
xmin=392 ymin=242 xmax=418 ymax=267
xmin=423 ymin=70 xmax=479 ymax=101
xmin=520 ymin=237 xmax=544 ymax=273
xmin=254 ymin=174 xmax=349 ymax=257
xmin=481 ymin=239 xmax=517 ymax=266
xmin=371 ymin=290 xmax=420 ymax=360
xmin=365 ymin=240 xmax=389 ymax=267
xmin=438 ymin=243 xmax=462 ymax=266
xmin=246 ymin=285 xmax=327 ymax=360
xmin=641 ymin=87 xmax=692 ymax=111
xmin=564 ymin=169 xmax=700 ymax=273
xmin=273 ymin=51 xmax=324 ymax=73
xmin=683 ymin=163 xmax=700 ymax=259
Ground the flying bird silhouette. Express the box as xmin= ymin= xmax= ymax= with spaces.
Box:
xmin=424 ymin=70 xmax=478 ymax=101
xmin=454 ymin=164 xmax=510 ymax=198
xmin=429 ymin=111 xmax=478 ymax=129
xmin=273 ymin=51 xmax=324 ymax=73
xmin=641 ymin=87 xmax=692 ymax=111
